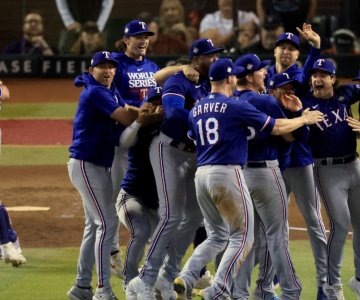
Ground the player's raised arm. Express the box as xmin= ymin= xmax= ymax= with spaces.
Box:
xmin=154 ymin=64 xmax=200 ymax=86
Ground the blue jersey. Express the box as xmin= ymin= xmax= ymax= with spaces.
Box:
xmin=121 ymin=124 xmax=160 ymax=210
xmin=266 ymin=47 xmax=321 ymax=89
xmin=69 ymin=73 xmax=126 ymax=168
xmin=235 ymin=90 xmax=286 ymax=161
xmin=301 ymin=84 xmax=360 ymax=158
xmin=112 ymin=52 xmax=159 ymax=107
xmin=188 ymin=93 xmax=275 ymax=166
xmin=161 ymin=72 xmax=211 ymax=142
xmin=277 ymin=109 xmax=313 ymax=170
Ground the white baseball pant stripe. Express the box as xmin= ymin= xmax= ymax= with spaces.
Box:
xmin=314 ymin=158 xmax=360 ymax=285
xmin=67 ymin=158 xmax=118 ymax=288
xmin=180 ymin=165 xmax=254 ymax=299
xmin=140 ymin=134 xmax=202 ymax=284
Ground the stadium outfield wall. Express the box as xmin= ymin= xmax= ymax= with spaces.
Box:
xmin=0 ymin=54 xmax=359 ymax=78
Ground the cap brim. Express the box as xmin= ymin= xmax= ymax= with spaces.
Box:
xmin=260 ymin=60 xmax=272 ymax=69
xmin=191 ymin=47 xmax=224 ymax=58
xmin=125 ymin=31 xmax=155 ymax=37
xmin=91 ymin=59 xmax=118 ymax=68
xmin=274 ymin=79 xmax=298 ymax=88
xmin=309 ymin=68 xmax=334 ymax=75
xmin=276 ymin=40 xmax=299 ymax=49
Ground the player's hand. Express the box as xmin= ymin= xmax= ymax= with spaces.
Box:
xmin=183 ymin=65 xmax=200 ymax=83
xmin=136 ymin=102 xmax=152 ymax=123
xmin=67 ymin=22 xmax=82 ymax=33
xmin=301 ymin=108 xmax=323 ymax=125
xmin=346 ymin=116 xmax=360 ymax=133
xmin=139 ymin=104 xmax=164 ymax=125
xmin=279 ymin=94 xmax=302 ymax=112
xmin=296 ymin=23 xmax=321 ymax=49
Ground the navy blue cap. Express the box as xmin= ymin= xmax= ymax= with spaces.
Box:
xmin=352 ymin=70 xmax=360 ymax=81
xmin=145 ymin=86 xmax=162 ymax=102
xmin=90 ymin=51 xmax=118 ymax=68
xmin=189 ymin=38 xmax=224 ymax=59
xmin=234 ymin=54 xmax=271 ymax=77
xmin=268 ymin=73 xmax=297 ymax=89
xmin=309 ymin=59 xmax=336 ymax=75
xmin=209 ymin=58 xmax=244 ymax=81
xmin=124 ymin=19 xmax=155 ymax=37
xmin=276 ymin=32 xmax=300 ymax=49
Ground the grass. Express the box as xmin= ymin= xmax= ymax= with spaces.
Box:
xmin=0 ymin=103 xmax=77 ymax=119
xmin=0 ymin=241 xmax=356 ymax=299
xmin=0 ymin=146 xmax=69 ymax=166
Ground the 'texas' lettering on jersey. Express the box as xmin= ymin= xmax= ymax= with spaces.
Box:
xmin=127 ymin=71 xmax=157 ymax=88
xmin=315 ymin=107 xmax=350 ymax=131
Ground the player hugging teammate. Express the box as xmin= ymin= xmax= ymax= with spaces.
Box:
xmin=66 ymin=19 xmax=360 ymax=300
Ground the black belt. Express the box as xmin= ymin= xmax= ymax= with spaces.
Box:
xmin=169 ymin=140 xmax=196 ymax=153
xmin=246 ymin=161 xmax=267 ymax=168
xmin=319 ymin=154 xmax=357 ymax=165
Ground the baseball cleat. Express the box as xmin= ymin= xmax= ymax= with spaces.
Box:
xmin=316 ymin=286 xmax=329 ymax=300
xmin=173 ymin=277 xmax=192 ymax=300
xmin=2 ymin=242 xmax=26 ymax=266
xmin=193 ymin=271 xmax=213 ymax=289
xmin=110 ymin=251 xmax=124 ymax=279
xmin=92 ymin=286 xmax=117 ymax=300
xmin=323 ymin=283 xmax=345 ymax=300
xmin=154 ymin=274 xmax=176 ymax=300
xmin=67 ymin=285 xmax=93 ymax=300
xmin=348 ymin=277 xmax=360 ymax=299
xmin=127 ymin=277 xmax=156 ymax=300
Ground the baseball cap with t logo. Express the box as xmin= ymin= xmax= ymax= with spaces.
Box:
xmin=124 ymin=19 xmax=155 ymax=37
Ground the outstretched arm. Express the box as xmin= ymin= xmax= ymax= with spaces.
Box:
xmin=271 ymin=108 xmax=323 ymax=135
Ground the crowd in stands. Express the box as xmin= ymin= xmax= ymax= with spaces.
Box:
xmin=1 ymin=0 xmax=360 ymax=57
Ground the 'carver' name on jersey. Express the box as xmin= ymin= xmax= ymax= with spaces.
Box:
xmin=127 ymin=72 xmax=156 ymax=88
xmin=193 ymin=102 xmax=228 ymax=117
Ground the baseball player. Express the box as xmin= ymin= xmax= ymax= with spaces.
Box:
xmin=0 ymin=201 xmax=26 ymax=266
xmin=66 ymin=51 xmax=151 ymax=300
xmin=174 ymin=58 xmax=323 ymax=300
xmin=115 ymin=86 xmax=163 ymax=290
xmin=269 ymin=73 xmax=329 ymax=300
xmin=231 ymin=55 xmax=302 ymax=300
xmin=126 ymin=38 xmax=224 ymax=300
xmin=300 ymin=59 xmax=360 ymax=300
xmin=265 ymin=23 xmax=321 ymax=89
xmin=110 ymin=19 xmax=160 ymax=278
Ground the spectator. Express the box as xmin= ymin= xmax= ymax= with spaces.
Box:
xmin=256 ymin=0 xmax=317 ymax=34
xmin=68 ymin=21 xmax=105 ymax=55
xmin=242 ymin=14 xmax=285 ymax=55
xmin=137 ymin=11 xmax=188 ymax=55
xmin=55 ymin=0 xmax=114 ymax=54
xmin=199 ymin=0 xmax=260 ymax=49
xmin=159 ymin=0 xmax=198 ymax=47
xmin=323 ymin=28 xmax=360 ymax=55
xmin=3 ymin=11 xmax=54 ymax=56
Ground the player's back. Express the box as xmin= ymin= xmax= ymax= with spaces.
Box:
xmin=189 ymin=93 xmax=273 ymax=166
